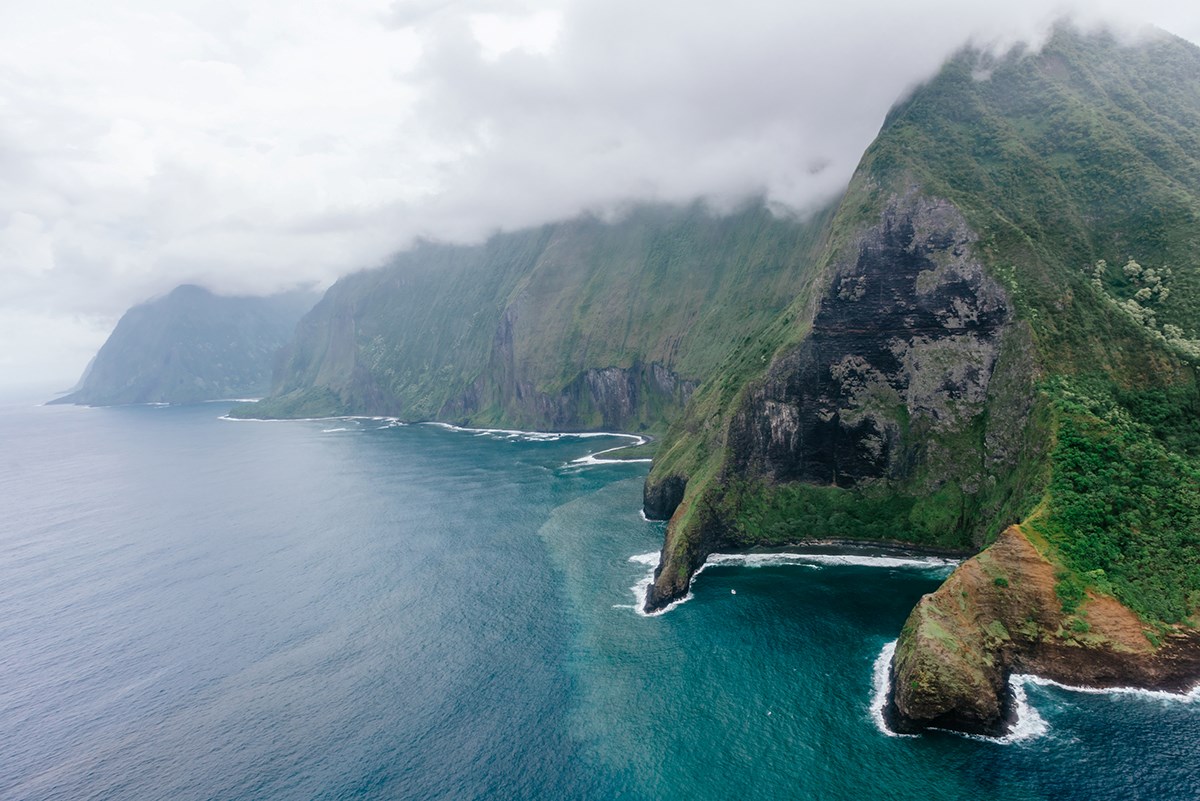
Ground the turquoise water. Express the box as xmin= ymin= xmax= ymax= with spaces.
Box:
xmin=1 ymin=399 xmax=1197 ymax=800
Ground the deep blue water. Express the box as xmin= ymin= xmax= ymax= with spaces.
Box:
xmin=1 ymin=398 xmax=1197 ymax=800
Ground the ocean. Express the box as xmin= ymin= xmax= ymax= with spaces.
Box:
xmin=1 ymin=398 xmax=1196 ymax=800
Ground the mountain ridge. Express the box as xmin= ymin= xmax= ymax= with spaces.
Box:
xmin=639 ymin=24 xmax=1200 ymax=733
xmin=68 ymin=22 xmax=1200 ymax=737
xmin=231 ymin=199 xmax=838 ymax=431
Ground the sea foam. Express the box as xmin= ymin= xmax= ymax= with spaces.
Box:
xmin=869 ymin=639 xmax=1047 ymax=743
xmin=626 ymin=550 xmax=958 ymax=617
xmin=425 ymin=421 xmax=643 ymax=443
xmin=870 ymin=641 xmax=917 ymax=738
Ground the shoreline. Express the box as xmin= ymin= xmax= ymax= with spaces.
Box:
xmin=722 ymin=537 xmax=975 ymax=560
xmin=641 ymin=537 xmax=974 ymax=614
xmin=220 ymin=411 xmax=656 ymax=463
xmin=629 ymin=540 xmax=963 ymax=618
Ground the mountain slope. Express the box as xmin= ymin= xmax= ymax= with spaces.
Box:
xmin=52 ymin=285 xmax=316 ymax=406
xmin=234 ymin=201 xmax=836 ymax=431
xmin=640 ymin=26 xmax=1200 ymax=733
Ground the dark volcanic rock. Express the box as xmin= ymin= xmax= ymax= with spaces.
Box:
xmin=645 ymin=190 xmax=1028 ymax=612
xmin=727 ymin=191 xmax=1010 ymax=487
xmin=643 ymin=474 xmax=687 ymax=520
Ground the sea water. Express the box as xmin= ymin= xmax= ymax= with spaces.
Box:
xmin=1 ymin=398 xmax=1196 ymax=800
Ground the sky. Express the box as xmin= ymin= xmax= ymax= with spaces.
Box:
xmin=2 ymin=0 xmax=1199 ymax=389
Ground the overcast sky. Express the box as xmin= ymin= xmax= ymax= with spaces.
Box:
xmin=2 ymin=0 xmax=1199 ymax=389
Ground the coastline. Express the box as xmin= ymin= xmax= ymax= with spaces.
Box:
xmin=629 ymin=539 xmax=964 ymax=619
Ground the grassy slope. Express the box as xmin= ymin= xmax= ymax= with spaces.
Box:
xmin=245 ymin=200 xmax=836 ymax=430
xmin=652 ymin=27 xmax=1200 ymax=624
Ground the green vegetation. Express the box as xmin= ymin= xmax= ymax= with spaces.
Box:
xmin=648 ymin=26 xmax=1200 ymax=625
xmin=229 ymin=26 xmax=1200 ymax=630
xmin=1033 ymin=376 xmax=1200 ymax=624
xmin=241 ymin=200 xmax=836 ymax=431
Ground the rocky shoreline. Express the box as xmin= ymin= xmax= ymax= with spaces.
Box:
xmin=888 ymin=526 xmax=1200 ymax=736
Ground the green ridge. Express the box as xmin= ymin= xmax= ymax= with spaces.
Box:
xmin=650 ymin=26 xmax=1200 ymax=626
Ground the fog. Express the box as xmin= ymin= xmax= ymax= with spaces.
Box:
xmin=2 ymin=0 xmax=1198 ymax=386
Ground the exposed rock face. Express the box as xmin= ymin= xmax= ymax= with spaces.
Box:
xmin=643 ymin=475 xmax=686 ymax=520
xmin=890 ymin=526 xmax=1200 ymax=735
xmin=645 ymin=191 xmax=1032 ymax=611
xmin=726 ymin=192 xmax=1011 ymax=487
xmin=442 ymin=313 xmax=698 ymax=432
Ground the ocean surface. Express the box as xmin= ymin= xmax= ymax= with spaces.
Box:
xmin=1 ymin=398 xmax=1197 ymax=801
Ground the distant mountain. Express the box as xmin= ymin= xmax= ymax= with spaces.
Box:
xmin=51 ymin=285 xmax=317 ymax=406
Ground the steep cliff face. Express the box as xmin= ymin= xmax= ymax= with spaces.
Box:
xmin=51 ymin=285 xmax=316 ymax=406
xmin=437 ymin=299 xmax=697 ymax=431
xmin=642 ymin=27 xmax=1200 ymax=728
xmin=726 ymin=193 xmax=1011 ymax=487
xmin=236 ymin=201 xmax=833 ymax=431
xmin=645 ymin=191 xmax=1039 ymax=609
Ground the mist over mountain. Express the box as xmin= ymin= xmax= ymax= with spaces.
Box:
xmin=4 ymin=2 xmax=1199 ymax=389
xmin=51 ymin=285 xmax=317 ymax=406
xmin=35 ymin=15 xmax=1200 ymax=742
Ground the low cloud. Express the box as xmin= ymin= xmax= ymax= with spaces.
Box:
xmin=1 ymin=0 xmax=1198 ymax=385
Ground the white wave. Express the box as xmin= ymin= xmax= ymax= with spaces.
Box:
xmin=935 ymin=682 xmax=1048 ymax=744
xmin=1013 ymin=673 xmax=1200 ymax=703
xmin=704 ymin=552 xmax=954 ymax=570
xmin=569 ymin=449 xmax=654 ymax=467
xmin=952 ymin=674 xmax=1200 ymax=745
xmin=220 ymin=413 xmax=403 ymax=426
xmin=423 ymin=424 xmax=649 ymax=466
xmin=219 ymin=414 xmax=346 ymax=423
xmin=1000 ymin=681 xmax=1049 ymax=743
xmin=626 ymin=551 xmax=694 ymax=617
xmin=203 ymin=398 xmax=262 ymax=403
xmin=425 ymin=421 xmax=644 ymax=444
xmin=626 ymin=549 xmax=959 ymax=618
xmin=869 ymin=640 xmax=1046 ymax=744
xmin=321 ymin=427 xmax=356 ymax=433
xmin=871 ymin=642 xmax=1200 ymax=745
xmin=870 ymin=641 xmax=917 ymax=738
xmin=694 ymin=551 xmax=956 ymax=573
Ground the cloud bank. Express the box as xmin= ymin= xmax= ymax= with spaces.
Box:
xmin=2 ymin=0 xmax=1199 ymax=387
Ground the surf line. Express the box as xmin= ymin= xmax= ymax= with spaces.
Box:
xmin=219 ymin=413 xmax=403 ymax=426
xmin=869 ymin=640 xmax=1047 ymax=743
xmin=623 ymin=550 xmax=959 ymax=618
xmin=421 ymin=422 xmax=652 ymax=466
xmin=568 ymin=437 xmax=652 ymax=466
